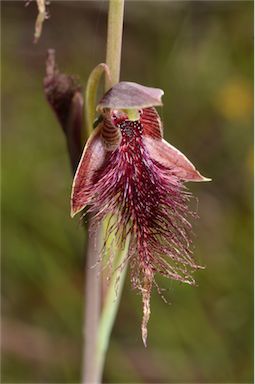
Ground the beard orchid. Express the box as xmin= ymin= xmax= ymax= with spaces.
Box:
xmin=71 ymin=82 xmax=210 ymax=345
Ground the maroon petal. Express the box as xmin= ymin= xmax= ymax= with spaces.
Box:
xmin=143 ymin=137 xmax=210 ymax=182
xmin=71 ymin=125 xmax=106 ymax=217
xmin=140 ymin=107 xmax=163 ymax=139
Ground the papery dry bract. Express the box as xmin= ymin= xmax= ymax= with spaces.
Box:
xmin=71 ymin=82 xmax=210 ymax=346
xmin=44 ymin=49 xmax=84 ymax=172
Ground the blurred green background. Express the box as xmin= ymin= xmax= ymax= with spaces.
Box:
xmin=2 ymin=1 xmax=253 ymax=383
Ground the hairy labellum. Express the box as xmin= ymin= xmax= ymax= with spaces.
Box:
xmin=71 ymin=82 xmax=210 ymax=345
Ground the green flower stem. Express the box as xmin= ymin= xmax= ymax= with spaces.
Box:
xmin=82 ymin=64 xmax=108 ymax=383
xmin=82 ymin=220 xmax=102 ymax=384
xmin=97 ymin=0 xmax=127 ymax=381
xmin=105 ymin=0 xmax=125 ymax=90
xmin=96 ymin=235 xmax=130 ymax=380
xmin=83 ymin=1 xmax=126 ymax=383
xmin=82 ymin=64 xmax=112 ymax=384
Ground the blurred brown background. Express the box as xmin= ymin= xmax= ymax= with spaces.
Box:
xmin=2 ymin=1 xmax=253 ymax=383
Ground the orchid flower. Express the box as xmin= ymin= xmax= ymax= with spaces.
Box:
xmin=71 ymin=82 xmax=210 ymax=345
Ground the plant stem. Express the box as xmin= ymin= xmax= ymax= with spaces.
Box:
xmin=95 ymin=0 xmax=127 ymax=380
xmin=96 ymin=234 xmax=130 ymax=380
xmin=105 ymin=0 xmax=124 ymax=90
xmin=82 ymin=1 xmax=125 ymax=383
xmin=82 ymin=219 xmax=102 ymax=384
